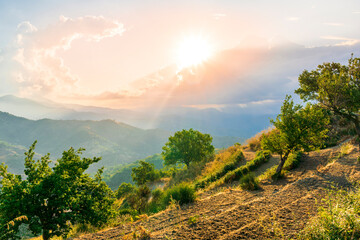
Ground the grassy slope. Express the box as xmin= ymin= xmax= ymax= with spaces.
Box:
xmin=77 ymin=142 xmax=360 ymax=239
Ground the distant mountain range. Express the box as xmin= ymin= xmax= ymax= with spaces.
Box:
xmin=0 ymin=111 xmax=242 ymax=174
xmin=0 ymin=94 xmax=273 ymax=138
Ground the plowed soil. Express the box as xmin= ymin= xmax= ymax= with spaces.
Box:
xmin=77 ymin=145 xmax=360 ymax=240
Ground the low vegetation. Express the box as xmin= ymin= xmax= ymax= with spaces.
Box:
xmin=222 ymin=150 xmax=271 ymax=184
xmin=259 ymin=151 xmax=303 ymax=180
xmin=300 ymin=187 xmax=360 ymax=239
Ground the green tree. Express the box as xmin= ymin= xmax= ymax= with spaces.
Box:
xmin=261 ymin=96 xmax=329 ymax=175
xmin=131 ymin=161 xmax=158 ymax=186
xmin=162 ymin=128 xmax=214 ymax=167
xmin=0 ymin=141 xmax=115 ymax=240
xmin=295 ymin=56 xmax=360 ymax=144
xmin=116 ymin=182 xmax=135 ymax=199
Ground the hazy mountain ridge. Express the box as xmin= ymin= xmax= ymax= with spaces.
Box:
xmin=0 ymin=111 xmax=242 ymax=174
xmin=0 ymin=95 xmax=271 ymax=138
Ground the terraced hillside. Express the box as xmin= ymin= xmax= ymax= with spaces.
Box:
xmin=77 ymin=143 xmax=360 ymax=239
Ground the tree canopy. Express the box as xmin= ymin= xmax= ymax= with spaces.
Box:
xmin=261 ymin=96 xmax=329 ymax=175
xmin=295 ymin=56 xmax=360 ymax=141
xmin=162 ymin=128 xmax=214 ymax=167
xmin=131 ymin=160 xmax=158 ymax=186
xmin=0 ymin=141 xmax=115 ymax=240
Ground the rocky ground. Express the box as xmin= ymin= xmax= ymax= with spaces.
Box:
xmin=77 ymin=144 xmax=360 ymax=239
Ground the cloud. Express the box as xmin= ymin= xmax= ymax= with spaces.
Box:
xmin=12 ymin=16 xmax=125 ymax=99
xmin=287 ymin=17 xmax=299 ymax=21
xmin=321 ymin=36 xmax=360 ymax=46
xmin=213 ymin=13 xmax=227 ymax=20
xmin=323 ymin=22 xmax=343 ymax=27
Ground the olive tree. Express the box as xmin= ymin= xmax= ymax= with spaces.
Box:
xmin=162 ymin=128 xmax=214 ymax=167
xmin=261 ymin=96 xmax=329 ymax=175
xmin=295 ymin=56 xmax=360 ymax=144
xmin=0 ymin=141 xmax=115 ymax=240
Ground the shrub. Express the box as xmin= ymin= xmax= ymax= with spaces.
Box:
xmin=116 ymin=182 xmax=135 ymax=199
xmin=239 ymin=173 xmax=259 ymax=190
xmin=168 ymin=161 xmax=205 ymax=187
xmin=125 ymin=185 xmax=151 ymax=213
xmin=223 ymin=150 xmax=271 ymax=184
xmin=283 ymin=151 xmax=303 ymax=171
xmin=258 ymin=151 xmax=303 ymax=181
xmin=300 ymin=188 xmax=360 ymax=239
xmin=146 ymin=188 xmax=165 ymax=214
xmin=188 ymin=215 xmax=199 ymax=225
xmin=194 ymin=150 xmax=244 ymax=189
xmin=163 ymin=183 xmax=196 ymax=205
xmin=246 ymin=128 xmax=273 ymax=151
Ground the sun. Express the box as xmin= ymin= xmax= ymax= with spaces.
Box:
xmin=176 ymin=35 xmax=213 ymax=69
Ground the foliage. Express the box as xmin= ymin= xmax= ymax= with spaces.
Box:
xmin=103 ymin=154 xmax=164 ymax=190
xmin=162 ymin=128 xmax=215 ymax=167
xmin=245 ymin=128 xmax=274 ymax=151
xmin=125 ymin=185 xmax=151 ymax=213
xmin=194 ymin=149 xmax=244 ymax=189
xmin=146 ymin=189 xmax=165 ymax=214
xmin=162 ymin=183 xmax=196 ymax=206
xmin=168 ymin=160 xmax=204 ymax=187
xmin=295 ymin=55 xmax=360 ymax=142
xmin=188 ymin=215 xmax=199 ymax=225
xmin=300 ymin=188 xmax=360 ymax=239
xmin=116 ymin=182 xmax=135 ymax=199
xmin=222 ymin=150 xmax=271 ymax=184
xmin=258 ymin=151 xmax=303 ymax=180
xmin=0 ymin=141 xmax=115 ymax=240
xmin=239 ymin=173 xmax=259 ymax=190
xmin=131 ymin=160 xmax=159 ymax=186
xmin=261 ymin=95 xmax=329 ymax=175
xmin=123 ymin=226 xmax=151 ymax=240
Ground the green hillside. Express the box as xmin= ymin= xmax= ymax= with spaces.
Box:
xmin=103 ymin=154 xmax=164 ymax=190
xmin=0 ymin=111 xmax=242 ymax=174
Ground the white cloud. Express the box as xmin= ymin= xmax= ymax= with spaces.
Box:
xmin=13 ymin=16 xmax=125 ymax=99
xmin=213 ymin=13 xmax=227 ymax=20
xmin=323 ymin=22 xmax=343 ymax=27
xmin=321 ymin=36 xmax=360 ymax=46
xmin=17 ymin=21 xmax=38 ymax=33
xmin=287 ymin=17 xmax=299 ymax=21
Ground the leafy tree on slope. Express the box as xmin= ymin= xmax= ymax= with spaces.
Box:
xmin=162 ymin=128 xmax=214 ymax=167
xmin=0 ymin=141 xmax=115 ymax=240
xmin=261 ymin=96 xmax=329 ymax=175
xmin=295 ymin=55 xmax=360 ymax=145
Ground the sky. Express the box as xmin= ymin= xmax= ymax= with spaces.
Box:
xmin=0 ymin=0 xmax=360 ymax=110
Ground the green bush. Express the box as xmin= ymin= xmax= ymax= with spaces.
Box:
xmin=194 ymin=150 xmax=244 ymax=189
xmin=163 ymin=183 xmax=196 ymax=205
xmin=116 ymin=182 xmax=135 ymax=199
xmin=119 ymin=208 xmax=138 ymax=217
xmin=146 ymin=188 xmax=166 ymax=214
xmin=300 ymin=188 xmax=360 ymax=239
xmin=223 ymin=150 xmax=271 ymax=184
xmin=239 ymin=173 xmax=259 ymax=190
xmin=259 ymin=151 xmax=302 ymax=181
xmin=283 ymin=151 xmax=303 ymax=171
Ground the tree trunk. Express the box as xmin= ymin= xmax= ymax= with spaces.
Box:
xmin=276 ymin=152 xmax=290 ymax=175
xmin=353 ymin=118 xmax=360 ymax=149
xmin=42 ymin=230 xmax=50 ymax=240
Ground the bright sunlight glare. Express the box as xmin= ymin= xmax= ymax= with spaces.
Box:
xmin=176 ymin=35 xmax=214 ymax=69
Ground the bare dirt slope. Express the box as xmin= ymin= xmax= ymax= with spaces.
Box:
xmin=77 ymin=145 xmax=360 ymax=240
